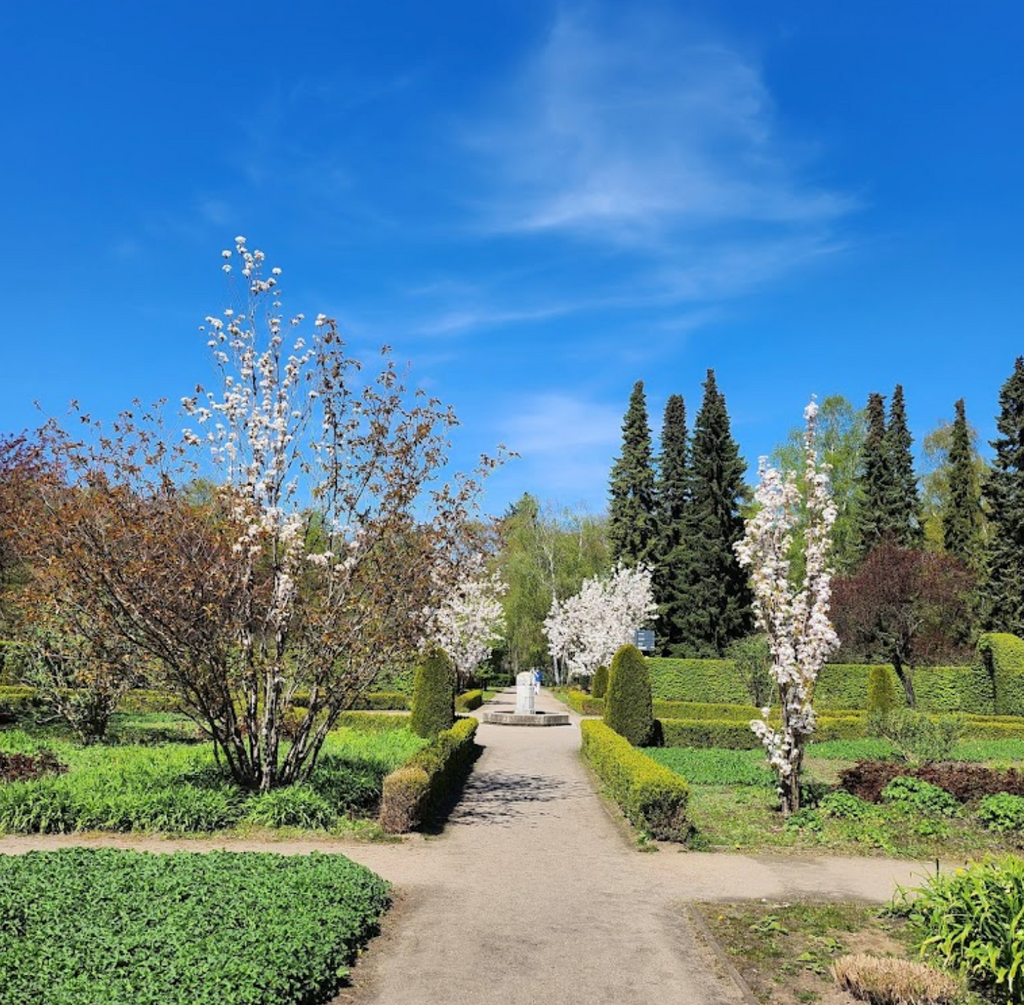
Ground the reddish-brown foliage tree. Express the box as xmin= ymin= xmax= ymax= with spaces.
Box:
xmin=831 ymin=540 xmax=974 ymax=707
xmin=6 ymin=241 xmax=502 ymax=788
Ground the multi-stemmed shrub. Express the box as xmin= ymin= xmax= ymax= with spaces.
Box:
xmin=409 ymin=647 xmax=456 ymax=739
xmin=604 ymin=644 xmax=655 ymax=746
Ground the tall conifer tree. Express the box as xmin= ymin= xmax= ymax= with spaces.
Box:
xmin=884 ymin=384 xmax=923 ymax=547
xmin=981 ymin=357 xmax=1024 ymax=634
xmin=608 ymin=380 xmax=657 ymax=567
xmin=654 ymin=394 xmax=689 ymax=651
xmin=854 ymin=392 xmax=891 ymax=555
xmin=674 ymin=370 xmax=751 ymax=654
xmin=943 ymin=398 xmax=982 ymax=564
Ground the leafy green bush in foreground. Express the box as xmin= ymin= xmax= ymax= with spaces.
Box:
xmin=0 ymin=848 xmax=390 ymax=1005
xmin=900 ymin=856 xmax=1024 ymax=1003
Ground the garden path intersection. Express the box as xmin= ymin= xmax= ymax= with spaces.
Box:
xmin=0 ymin=689 xmax=936 ymax=1005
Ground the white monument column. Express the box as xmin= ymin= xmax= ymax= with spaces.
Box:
xmin=515 ymin=671 xmax=536 ymax=714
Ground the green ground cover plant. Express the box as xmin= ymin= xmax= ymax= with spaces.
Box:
xmin=0 ymin=847 xmax=390 ymax=1005
xmin=0 ymin=725 xmax=425 ymax=834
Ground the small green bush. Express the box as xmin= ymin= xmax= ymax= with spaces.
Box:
xmin=870 ymin=709 xmax=965 ymax=764
xmin=903 ymin=855 xmax=1024 ymax=1003
xmin=563 ymin=690 xmax=603 ymax=715
xmin=409 ymin=647 xmax=456 ymax=739
xmin=881 ymin=776 xmax=961 ymax=817
xmin=818 ymin=790 xmax=872 ymax=820
xmin=726 ymin=634 xmax=774 ymax=707
xmin=592 ymin=665 xmax=609 ymax=699
xmin=978 ymin=792 xmax=1024 ymax=833
xmin=378 ymin=718 xmax=477 ymax=833
xmin=580 ymin=719 xmax=690 ymax=841
xmin=604 ymin=644 xmax=655 ymax=746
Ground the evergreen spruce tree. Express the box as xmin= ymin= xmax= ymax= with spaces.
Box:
xmin=608 ymin=380 xmax=657 ymax=567
xmin=943 ymin=398 xmax=982 ymax=564
xmin=981 ymin=357 xmax=1024 ymax=634
xmin=884 ymin=384 xmax=923 ymax=547
xmin=674 ymin=370 xmax=752 ymax=654
xmin=854 ymin=392 xmax=891 ymax=556
xmin=653 ymin=394 xmax=689 ymax=652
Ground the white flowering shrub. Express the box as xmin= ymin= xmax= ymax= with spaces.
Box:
xmin=432 ymin=565 xmax=507 ymax=687
xmin=18 ymin=239 xmax=501 ymax=791
xmin=544 ymin=564 xmax=656 ymax=681
xmin=734 ymin=400 xmax=840 ymax=814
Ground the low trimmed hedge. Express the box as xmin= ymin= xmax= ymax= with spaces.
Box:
xmin=562 ymin=690 xmax=603 ymax=715
xmin=658 ymin=715 xmax=866 ymax=750
xmin=331 ymin=712 xmax=412 ymax=732
xmin=647 ymin=658 xmax=749 ymax=704
xmin=579 ymin=719 xmax=690 ymax=841
xmin=455 ymin=690 xmax=484 ymax=712
xmin=378 ymin=717 xmax=478 ymax=833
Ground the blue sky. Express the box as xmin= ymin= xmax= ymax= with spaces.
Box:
xmin=1 ymin=1 xmax=1021 ymax=516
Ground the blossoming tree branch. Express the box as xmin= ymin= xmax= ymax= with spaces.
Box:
xmin=735 ymin=399 xmax=840 ymax=815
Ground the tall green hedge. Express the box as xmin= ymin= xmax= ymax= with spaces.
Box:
xmin=409 ymin=648 xmax=456 ymax=739
xmin=592 ymin=665 xmax=609 ymax=700
xmin=604 ymin=645 xmax=655 ymax=746
xmin=979 ymin=633 xmax=1024 ymax=717
xmin=646 ymin=658 xmax=748 ymax=704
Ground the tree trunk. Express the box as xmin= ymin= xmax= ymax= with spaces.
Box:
xmin=893 ymin=656 xmax=916 ymax=709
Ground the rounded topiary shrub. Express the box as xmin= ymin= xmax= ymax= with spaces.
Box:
xmin=604 ymin=644 xmax=655 ymax=746
xmin=592 ymin=664 xmax=609 ymax=699
xmin=410 ymin=647 xmax=456 ymax=739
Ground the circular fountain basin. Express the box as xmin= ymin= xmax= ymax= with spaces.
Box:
xmin=482 ymin=709 xmax=570 ymax=726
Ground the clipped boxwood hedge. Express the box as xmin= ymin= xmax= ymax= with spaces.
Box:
xmin=331 ymin=712 xmax=412 ymax=732
xmin=562 ymin=690 xmax=603 ymax=715
xmin=455 ymin=689 xmax=484 ymax=712
xmin=647 ymin=658 xmax=748 ymax=704
xmin=580 ymin=719 xmax=690 ymax=841
xmin=378 ymin=717 xmax=478 ymax=833
xmin=658 ymin=714 xmax=866 ymax=750
xmin=979 ymin=633 xmax=1024 ymax=716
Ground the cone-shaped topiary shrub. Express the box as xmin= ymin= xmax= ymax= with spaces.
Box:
xmin=867 ymin=665 xmax=899 ymax=715
xmin=592 ymin=665 xmax=609 ymax=699
xmin=410 ymin=647 xmax=456 ymax=739
xmin=604 ymin=644 xmax=655 ymax=746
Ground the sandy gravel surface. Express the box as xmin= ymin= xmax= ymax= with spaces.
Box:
xmin=0 ymin=688 xmax=941 ymax=1005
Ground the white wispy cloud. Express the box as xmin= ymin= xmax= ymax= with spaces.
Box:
xmin=459 ymin=4 xmax=856 ymax=300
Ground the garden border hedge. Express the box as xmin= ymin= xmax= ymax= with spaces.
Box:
xmin=579 ymin=719 xmax=690 ymax=841
xmin=378 ymin=717 xmax=478 ymax=833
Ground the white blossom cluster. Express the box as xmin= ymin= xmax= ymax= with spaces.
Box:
xmin=544 ymin=563 xmax=656 ymax=679
xmin=432 ymin=564 xmax=507 ymax=682
xmin=734 ymin=400 xmax=840 ymax=801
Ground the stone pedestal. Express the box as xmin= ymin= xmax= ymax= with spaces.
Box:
xmin=515 ymin=671 xmax=535 ymax=714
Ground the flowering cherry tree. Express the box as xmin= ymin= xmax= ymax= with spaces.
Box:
xmin=12 ymin=239 xmax=500 ymax=791
xmin=544 ymin=564 xmax=656 ymax=681
xmin=735 ymin=399 xmax=840 ymax=814
xmin=432 ymin=565 xmax=507 ymax=688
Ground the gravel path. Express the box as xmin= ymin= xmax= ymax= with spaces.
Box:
xmin=0 ymin=688 xmax=941 ymax=1004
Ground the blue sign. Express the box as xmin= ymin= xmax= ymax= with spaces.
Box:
xmin=634 ymin=629 xmax=655 ymax=652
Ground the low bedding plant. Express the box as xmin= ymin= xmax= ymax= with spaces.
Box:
xmin=0 ymin=722 xmax=425 ymax=834
xmin=644 ymin=738 xmax=1024 ymax=856
xmin=0 ymin=847 xmax=390 ymax=1005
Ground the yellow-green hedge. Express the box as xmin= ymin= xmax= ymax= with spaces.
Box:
xmin=455 ymin=690 xmax=484 ymax=712
xmin=378 ymin=717 xmax=478 ymax=833
xmin=580 ymin=719 xmax=690 ymax=841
